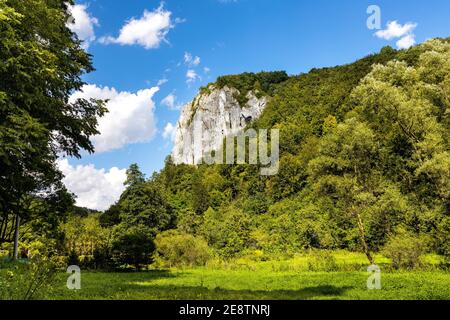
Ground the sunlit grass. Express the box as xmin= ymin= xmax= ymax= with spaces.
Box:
xmin=48 ymin=269 xmax=450 ymax=300
xmin=46 ymin=251 xmax=450 ymax=300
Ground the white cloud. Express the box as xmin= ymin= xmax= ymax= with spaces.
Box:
xmin=184 ymin=52 xmax=201 ymax=66
xmin=99 ymin=4 xmax=173 ymax=49
xmin=204 ymin=67 xmax=211 ymax=74
xmin=374 ymin=20 xmax=418 ymax=50
xmin=396 ymin=34 xmax=416 ymax=49
xmin=157 ymin=78 xmax=168 ymax=86
xmin=58 ymin=159 xmax=126 ymax=211
xmin=186 ymin=69 xmax=199 ymax=84
xmin=162 ymin=123 xmax=176 ymax=142
xmin=70 ymin=85 xmax=159 ymax=153
xmin=161 ymin=93 xmax=176 ymax=109
xmin=67 ymin=4 xmax=99 ymax=49
xmin=375 ymin=21 xmax=417 ymax=40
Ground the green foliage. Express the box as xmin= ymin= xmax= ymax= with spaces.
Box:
xmin=61 ymin=214 xmax=112 ymax=269
xmin=436 ymin=217 xmax=450 ymax=258
xmin=111 ymin=225 xmax=155 ymax=270
xmin=154 ymin=230 xmax=211 ymax=268
xmin=144 ymin=39 xmax=449 ymax=265
xmin=125 ymin=163 xmax=146 ymax=187
xmin=0 ymin=248 xmax=59 ymax=300
xmin=306 ymin=250 xmax=339 ymax=272
xmin=118 ymin=169 xmax=174 ymax=233
xmin=382 ymin=229 xmax=427 ymax=270
xmin=99 ymin=204 xmax=121 ymax=227
xmin=0 ymin=0 xmax=105 ymax=246
xmin=200 ymin=206 xmax=252 ymax=258
xmin=214 ymin=71 xmax=288 ymax=105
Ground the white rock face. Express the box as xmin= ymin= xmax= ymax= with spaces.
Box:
xmin=172 ymin=86 xmax=268 ymax=165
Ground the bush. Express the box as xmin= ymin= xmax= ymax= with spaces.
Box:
xmin=0 ymin=256 xmax=58 ymax=300
xmin=306 ymin=250 xmax=339 ymax=272
xmin=436 ymin=217 xmax=450 ymax=259
xmin=62 ymin=214 xmax=113 ymax=269
xmin=111 ymin=226 xmax=155 ymax=270
xmin=154 ymin=230 xmax=210 ymax=268
xmin=382 ymin=230 xmax=426 ymax=270
xmin=200 ymin=206 xmax=251 ymax=258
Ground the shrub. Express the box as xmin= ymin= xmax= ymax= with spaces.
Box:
xmin=436 ymin=217 xmax=450 ymax=259
xmin=62 ymin=214 xmax=113 ymax=269
xmin=306 ymin=250 xmax=339 ymax=272
xmin=200 ymin=206 xmax=251 ymax=258
xmin=155 ymin=230 xmax=210 ymax=268
xmin=0 ymin=256 xmax=58 ymax=300
xmin=382 ymin=230 xmax=426 ymax=270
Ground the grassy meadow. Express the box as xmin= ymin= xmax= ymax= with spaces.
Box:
xmin=3 ymin=251 xmax=447 ymax=300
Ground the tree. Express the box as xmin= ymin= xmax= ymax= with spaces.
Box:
xmin=306 ymin=39 xmax=450 ymax=263
xmin=99 ymin=204 xmax=122 ymax=227
xmin=0 ymin=0 xmax=106 ymax=257
xmin=308 ymin=119 xmax=394 ymax=264
xmin=349 ymin=39 xmax=449 ymax=248
xmin=111 ymin=225 xmax=155 ymax=270
xmin=118 ymin=179 xmax=173 ymax=233
xmin=124 ymin=164 xmax=146 ymax=187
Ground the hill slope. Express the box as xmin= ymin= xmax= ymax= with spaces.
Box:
xmin=109 ymin=38 xmax=450 ymax=263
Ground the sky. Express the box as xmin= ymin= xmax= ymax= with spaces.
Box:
xmin=59 ymin=0 xmax=450 ymax=210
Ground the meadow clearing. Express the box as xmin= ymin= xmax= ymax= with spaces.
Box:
xmin=30 ymin=251 xmax=450 ymax=300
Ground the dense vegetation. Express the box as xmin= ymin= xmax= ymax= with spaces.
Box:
xmin=0 ymin=0 xmax=449 ymax=300
xmin=62 ymin=38 xmax=448 ymax=272
xmin=0 ymin=0 xmax=105 ymax=253
xmin=124 ymin=39 xmax=448 ymax=266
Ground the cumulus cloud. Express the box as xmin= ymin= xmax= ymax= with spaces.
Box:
xmin=70 ymin=85 xmax=159 ymax=153
xmin=99 ymin=4 xmax=174 ymax=49
xmin=162 ymin=123 xmax=176 ymax=142
xmin=184 ymin=52 xmax=201 ymax=66
xmin=157 ymin=78 xmax=168 ymax=86
xmin=161 ymin=93 xmax=176 ymax=109
xmin=58 ymin=159 xmax=126 ymax=211
xmin=67 ymin=3 xmax=99 ymax=49
xmin=375 ymin=21 xmax=417 ymax=40
xmin=396 ymin=34 xmax=416 ymax=49
xmin=186 ymin=69 xmax=199 ymax=84
xmin=203 ymin=67 xmax=211 ymax=74
xmin=375 ymin=21 xmax=417 ymax=49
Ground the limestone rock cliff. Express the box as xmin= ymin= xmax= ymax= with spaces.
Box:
xmin=172 ymin=86 xmax=268 ymax=165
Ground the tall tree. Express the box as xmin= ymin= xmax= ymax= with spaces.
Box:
xmin=124 ymin=164 xmax=146 ymax=187
xmin=0 ymin=0 xmax=106 ymax=256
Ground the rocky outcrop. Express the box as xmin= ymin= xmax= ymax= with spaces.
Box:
xmin=172 ymin=86 xmax=268 ymax=165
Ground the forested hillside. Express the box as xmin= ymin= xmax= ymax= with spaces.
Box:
xmin=97 ymin=38 xmax=449 ymax=267
xmin=1 ymin=0 xmax=449 ymax=302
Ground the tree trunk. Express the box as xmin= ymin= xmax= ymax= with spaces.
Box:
xmin=13 ymin=214 xmax=20 ymax=260
xmin=356 ymin=211 xmax=374 ymax=265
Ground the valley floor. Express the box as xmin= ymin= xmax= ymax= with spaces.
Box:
xmin=51 ymin=269 xmax=450 ymax=300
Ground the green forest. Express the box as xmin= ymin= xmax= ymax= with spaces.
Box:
xmin=0 ymin=0 xmax=449 ymax=300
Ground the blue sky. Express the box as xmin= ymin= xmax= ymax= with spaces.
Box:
xmin=59 ymin=0 xmax=450 ymax=210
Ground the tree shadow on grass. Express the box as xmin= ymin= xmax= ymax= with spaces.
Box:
xmin=124 ymin=283 xmax=353 ymax=300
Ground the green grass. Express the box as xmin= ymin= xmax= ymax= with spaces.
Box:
xmin=2 ymin=251 xmax=450 ymax=300
xmin=49 ymin=268 xmax=450 ymax=300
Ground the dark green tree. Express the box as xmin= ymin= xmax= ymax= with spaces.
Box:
xmin=0 ymin=0 xmax=106 ymax=257
xmin=111 ymin=225 xmax=155 ymax=270
xmin=124 ymin=164 xmax=146 ymax=187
